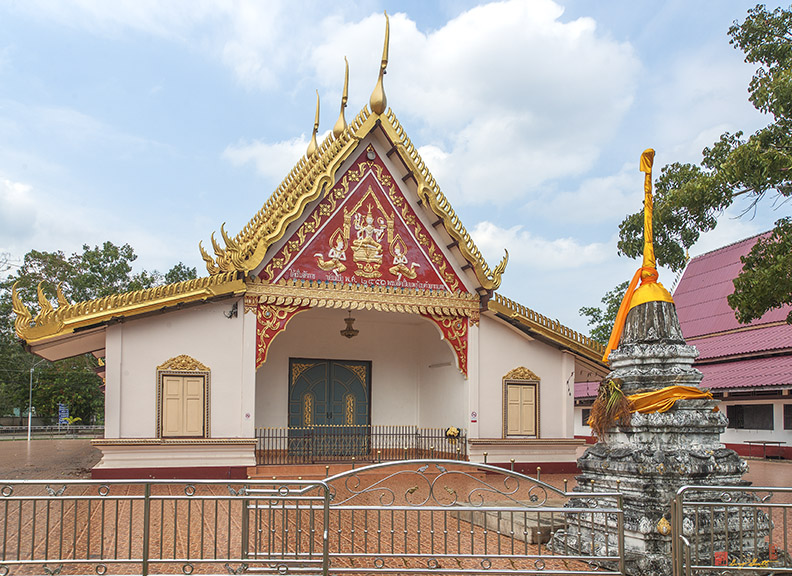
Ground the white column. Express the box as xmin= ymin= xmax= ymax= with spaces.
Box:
xmin=468 ymin=319 xmax=480 ymax=439
xmin=560 ymin=351 xmax=576 ymax=438
xmin=104 ymin=325 xmax=123 ymax=438
xmin=240 ymin=297 xmax=258 ymax=438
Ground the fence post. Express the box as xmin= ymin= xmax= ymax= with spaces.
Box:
xmin=142 ymin=483 xmax=151 ymax=576
xmin=321 ymin=482 xmax=331 ymax=576
xmin=241 ymin=487 xmax=250 ymax=560
xmin=617 ymin=492 xmax=625 ymax=576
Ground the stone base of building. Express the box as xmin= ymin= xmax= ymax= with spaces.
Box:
xmin=91 ymin=438 xmax=257 ymax=479
xmin=468 ymin=438 xmax=584 ymax=474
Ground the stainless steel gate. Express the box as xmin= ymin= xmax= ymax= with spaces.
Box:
xmin=1 ymin=461 xmax=626 ymax=575
xmin=671 ymin=485 xmax=792 ymax=576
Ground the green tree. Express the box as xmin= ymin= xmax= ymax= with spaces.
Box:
xmin=0 ymin=242 xmax=199 ymax=423
xmin=164 ymin=262 xmax=197 ymax=284
xmin=579 ymin=281 xmax=629 ymax=345
xmin=617 ymin=4 xmax=792 ymax=323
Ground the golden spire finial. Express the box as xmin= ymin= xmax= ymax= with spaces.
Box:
xmin=333 ymin=57 xmax=350 ymax=138
xmin=639 ymin=148 xmax=656 ymax=277
xmin=369 ymin=11 xmax=389 ymax=115
xmin=307 ymin=90 xmax=320 ymax=157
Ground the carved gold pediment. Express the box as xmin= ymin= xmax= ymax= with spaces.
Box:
xmin=157 ymin=355 xmax=210 ymax=372
xmin=504 ymin=367 xmax=540 ymax=382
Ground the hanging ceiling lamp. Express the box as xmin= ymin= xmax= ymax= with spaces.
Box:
xmin=340 ymin=311 xmax=359 ymax=339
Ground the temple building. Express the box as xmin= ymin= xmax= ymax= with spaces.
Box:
xmin=13 ymin=19 xmax=606 ymax=479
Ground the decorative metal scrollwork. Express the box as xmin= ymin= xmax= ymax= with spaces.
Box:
xmin=373 ymin=557 xmax=385 ymax=569
xmin=0 ymin=565 xmax=9 ymax=576
xmin=480 ymin=558 xmax=492 ymax=570
xmin=182 ymin=563 xmax=194 ymax=574
xmin=43 ymin=565 xmax=63 ymax=575
xmin=224 ymin=562 xmax=248 ymax=574
xmin=45 ymin=485 xmax=66 ymax=497
xmin=1 ymin=486 xmax=13 ymax=497
xmin=98 ymin=485 xmax=110 ymax=497
xmin=184 ymin=485 xmax=196 ymax=497
xmin=95 ymin=564 xmax=107 ymax=575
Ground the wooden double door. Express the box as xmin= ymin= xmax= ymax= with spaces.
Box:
xmin=288 ymin=359 xmax=371 ymax=458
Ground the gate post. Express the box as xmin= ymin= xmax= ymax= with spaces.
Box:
xmin=320 ymin=481 xmax=330 ymax=576
xmin=142 ymin=483 xmax=151 ymax=576
xmin=241 ymin=488 xmax=250 ymax=560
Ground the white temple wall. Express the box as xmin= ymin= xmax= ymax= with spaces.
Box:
xmin=104 ymin=298 xmax=248 ymax=439
xmin=416 ymin=322 xmax=468 ymax=430
xmin=477 ymin=315 xmax=567 ymax=439
xmin=256 ymin=309 xmax=466 ymax=428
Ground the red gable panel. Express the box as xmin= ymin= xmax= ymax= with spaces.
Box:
xmin=260 ymin=145 xmax=467 ymax=294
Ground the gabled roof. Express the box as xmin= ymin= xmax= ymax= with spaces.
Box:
xmin=674 ymin=232 xmax=791 ymax=338
xmin=200 ymin=107 xmax=508 ymax=292
xmin=13 ymin=272 xmax=246 ymax=356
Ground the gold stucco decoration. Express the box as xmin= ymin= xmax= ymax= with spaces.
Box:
xmin=504 ymin=367 xmax=541 ymax=382
xmin=157 ymin=355 xmax=210 ymax=372
xmin=201 ymin=104 xmax=507 ymax=292
xmin=247 ymin=277 xmax=479 ymax=319
xmin=656 ymin=517 xmax=671 ymax=536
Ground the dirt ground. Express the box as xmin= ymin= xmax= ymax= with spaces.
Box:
xmin=0 ymin=438 xmax=102 ymax=479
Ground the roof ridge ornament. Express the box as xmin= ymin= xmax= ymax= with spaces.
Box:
xmin=369 ymin=11 xmax=389 ymax=115
xmin=307 ymin=90 xmax=320 ymax=157
xmin=333 ymin=57 xmax=349 ymax=138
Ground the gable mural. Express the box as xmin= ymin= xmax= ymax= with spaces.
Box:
xmin=261 ymin=146 xmax=466 ymax=294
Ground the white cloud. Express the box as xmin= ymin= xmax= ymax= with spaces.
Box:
xmin=223 ymin=131 xmax=330 ymax=182
xmin=310 ymin=1 xmax=641 ymax=204
xmin=470 ymin=220 xmax=610 ymax=271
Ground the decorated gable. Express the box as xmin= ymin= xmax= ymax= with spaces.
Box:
xmin=260 ymin=145 xmax=467 ymax=294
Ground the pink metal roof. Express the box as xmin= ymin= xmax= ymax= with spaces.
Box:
xmin=674 ymin=233 xmax=792 ymax=339
xmin=690 ymin=323 xmax=792 ymax=360
xmin=574 ymin=381 xmax=599 ymax=399
xmin=698 ymin=355 xmax=792 ymax=390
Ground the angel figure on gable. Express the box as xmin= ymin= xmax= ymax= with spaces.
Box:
xmin=388 ymin=241 xmax=420 ymax=281
xmin=314 ymin=234 xmax=347 ymax=277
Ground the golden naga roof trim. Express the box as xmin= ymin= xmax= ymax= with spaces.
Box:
xmin=202 ymin=108 xmax=506 ymax=290
xmin=489 ymin=292 xmax=605 ymax=364
xmin=200 ymin=106 xmax=372 ymax=275
xmin=383 ymin=110 xmax=508 ymax=290
xmin=13 ymin=272 xmax=245 ymax=344
xmin=247 ymin=277 xmax=480 ymax=318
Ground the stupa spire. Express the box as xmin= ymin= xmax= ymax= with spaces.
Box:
xmin=333 ymin=57 xmax=349 ymax=138
xmin=307 ymin=90 xmax=320 ymax=157
xmin=369 ymin=11 xmax=389 ymax=115
xmin=602 ymin=148 xmax=674 ymax=362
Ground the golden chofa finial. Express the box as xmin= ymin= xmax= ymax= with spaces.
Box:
xmin=369 ymin=11 xmax=389 ymax=115
xmin=333 ymin=57 xmax=349 ymax=138
xmin=307 ymin=90 xmax=320 ymax=157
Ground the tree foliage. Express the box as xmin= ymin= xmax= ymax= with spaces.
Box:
xmin=579 ymin=281 xmax=629 ymax=345
xmin=0 ymin=242 xmax=199 ymax=422
xmin=617 ymin=4 xmax=792 ymax=323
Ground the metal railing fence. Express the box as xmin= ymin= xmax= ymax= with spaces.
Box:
xmin=1 ymin=460 xmax=625 ymax=575
xmin=255 ymin=425 xmax=467 ymax=464
xmin=671 ymin=485 xmax=792 ymax=576
xmin=0 ymin=425 xmax=104 ymax=439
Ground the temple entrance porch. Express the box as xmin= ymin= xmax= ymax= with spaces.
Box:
xmin=253 ymin=308 xmax=470 ymax=464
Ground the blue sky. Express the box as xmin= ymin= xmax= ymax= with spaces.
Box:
xmin=0 ymin=0 xmax=786 ymax=334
